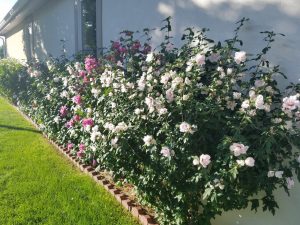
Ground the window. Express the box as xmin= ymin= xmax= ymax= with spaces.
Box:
xmin=76 ymin=0 xmax=102 ymax=56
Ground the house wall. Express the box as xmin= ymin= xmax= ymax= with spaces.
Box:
xmin=6 ymin=27 xmax=27 ymax=62
xmin=32 ymin=0 xmax=76 ymax=60
xmin=101 ymin=1 xmax=300 ymax=225
xmin=5 ymin=0 xmax=76 ymax=61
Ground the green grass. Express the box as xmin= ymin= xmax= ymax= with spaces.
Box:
xmin=0 ymin=97 xmax=139 ymax=225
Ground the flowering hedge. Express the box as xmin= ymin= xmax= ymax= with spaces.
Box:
xmin=1 ymin=18 xmax=300 ymax=225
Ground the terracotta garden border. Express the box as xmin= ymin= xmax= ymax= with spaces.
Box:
xmin=11 ymin=104 xmax=159 ymax=225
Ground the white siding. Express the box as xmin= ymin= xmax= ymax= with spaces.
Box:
xmin=102 ymin=1 xmax=300 ymax=225
xmin=32 ymin=0 xmax=76 ymax=60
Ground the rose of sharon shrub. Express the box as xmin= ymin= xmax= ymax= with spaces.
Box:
xmin=2 ymin=18 xmax=300 ymax=225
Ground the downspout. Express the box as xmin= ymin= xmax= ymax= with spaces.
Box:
xmin=0 ymin=36 xmax=6 ymax=58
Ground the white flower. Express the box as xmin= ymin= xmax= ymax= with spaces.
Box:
xmin=267 ymin=171 xmax=275 ymax=177
xmin=233 ymin=92 xmax=242 ymax=100
xmin=171 ymin=77 xmax=184 ymax=89
xmin=264 ymin=104 xmax=271 ymax=112
xmin=91 ymin=88 xmax=100 ymax=97
xmin=236 ymin=160 xmax=245 ymax=166
xmin=234 ymin=51 xmax=247 ymax=64
xmin=226 ymin=101 xmax=237 ymax=110
xmin=184 ymin=77 xmax=192 ymax=85
xmin=254 ymin=80 xmax=265 ymax=88
xmin=45 ymin=94 xmax=51 ymax=101
xmin=227 ymin=68 xmax=233 ymax=75
xmin=74 ymin=62 xmax=82 ymax=71
xmin=194 ymin=154 xmax=211 ymax=168
xmin=166 ymin=89 xmax=174 ymax=103
xmin=111 ymin=137 xmax=118 ymax=148
xmin=158 ymin=107 xmax=168 ymax=116
xmin=272 ymin=118 xmax=282 ymax=124
xmin=67 ymin=65 xmax=74 ymax=75
xmin=111 ymin=102 xmax=117 ymax=108
xmin=114 ymin=122 xmax=128 ymax=133
xmin=160 ymin=73 xmax=171 ymax=85
xmin=54 ymin=116 xmax=60 ymax=124
xmin=53 ymin=77 xmax=60 ymax=83
xmin=91 ymin=131 xmax=101 ymax=142
xmin=244 ymin=157 xmax=255 ymax=167
xmin=286 ymin=177 xmax=295 ymax=189
xmin=104 ymin=122 xmax=115 ymax=131
xmin=143 ymin=135 xmax=156 ymax=146
xmin=230 ymin=143 xmax=249 ymax=156
xmin=179 ymin=122 xmax=195 ymax=134
xmin=160 ymin=146 xmax=175 ymax=157
xmin=195 ymin=54 xmax=206 ymax=66
xmin=241 ymin=100 xmax=250 ymax=109
xmin=193 ymin=158 xmax=200 ymax=166
xmin=297 ymin=155 xmax=300 ymax=163
xmin=255 ymin=95 xmax=265 ymax=110
xmin=275 ymin=171 xmax=284 ymax=178
xmin=249 ymin=90 xmax=256 ymax=99
xmin=146 ymin=52 xmax=154 ymax=62
xmin=60 ymin=90 xmax=69 ymax=98
xmin=182 ymin=94 xmax=189 ymax=101
xmin=145 ymin=97 xmax=155 ymax=113
xmin=137 ymin=75 xmax=146 ymax=91
xmin=282 ymin=95 xmax=300 ymax=112
xmin=134 ymin=108 xmax=143 ymax=115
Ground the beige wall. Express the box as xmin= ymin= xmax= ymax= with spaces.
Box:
xmin=6 ymin=28 xmax=27 ymax=62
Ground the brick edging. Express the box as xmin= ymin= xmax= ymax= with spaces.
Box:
xmin=11 ymin=104 xmax=159 ymax=225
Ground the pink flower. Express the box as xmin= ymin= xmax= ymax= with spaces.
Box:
xmin=73 ymin=115 xmax=81 ymax=122
xmin=244 ymin=157 xmax=255 ymax=167
xmin=67 ymin=143 xmax=73 ymax=150
xmin=85 ymin=56 xmax=98 ymax=73
xmin=66 ymin=119 xmax=75 ymax=128
xmin=195 ymin=54 xmax=206 ymax=66
xmin=79 ymin=70 xmax=87 ymax=77
xmin=77 ymin=150 xmax=84 ymax=158
xmin=79 ymin=143 xmax=86 ymax=151
xmin=73 ymin=95 xmax=81 ymax=105
xmin=82 ymin=118 xmax=94 ymax=128
xmin=59 ymin=106 xmax=68 ymax=117
xmin=112 ymin=41 xmax=121 ymax=50
xmin=230 ymin=143 xmax=249 ymax=156
xmin=234 ymin=51 xmax=247 ymax=64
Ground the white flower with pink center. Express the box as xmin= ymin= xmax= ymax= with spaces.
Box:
xmin=195 ymin=53 xmax=206 ymax=66
xmin=245 ymin=157 xmax=255 ymax=167
xmin=143 ymin=135 xmax=156 ymax=146
xmin=234 ymin=51 xmax=247 ymax=64
xmin=179 ymin=122 xmax=195 ymax=134
xmin=282 ymin=94 xmax=300 ymax=112
xmin=230 ymin=143 xmax=249 ymax=156
xmin=193 ymin=154 xmax=211 ymax=168
xmin=160 ymin=146 xmax=175 ymax=157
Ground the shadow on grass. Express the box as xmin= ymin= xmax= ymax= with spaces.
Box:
xmin=0 ymin=124 xmax=41 ymax=134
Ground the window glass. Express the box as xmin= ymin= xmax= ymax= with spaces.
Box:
xmin=81 ymin=0 xmax=97 ymax=55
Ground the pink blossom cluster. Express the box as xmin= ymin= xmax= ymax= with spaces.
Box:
xmin=85 ymin=56 xmax=98 ymax=73
xmin=59 ymin=105 xmax=68 ymax=117
xmin=82 ymin=118 xmax=94 ymax=128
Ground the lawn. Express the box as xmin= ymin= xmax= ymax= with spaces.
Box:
xmin=0 ymin=96 xmax=139 ymax=225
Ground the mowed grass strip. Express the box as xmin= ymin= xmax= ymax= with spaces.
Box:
xmin=0 ymin=97 xmax=139 ymax=225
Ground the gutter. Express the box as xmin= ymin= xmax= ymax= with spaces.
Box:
xmin=0 ymin=0 xmax=30 ymax=35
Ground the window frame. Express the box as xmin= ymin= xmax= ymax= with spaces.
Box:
xmin=75 ymin=0 xmax=102 ymax=56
